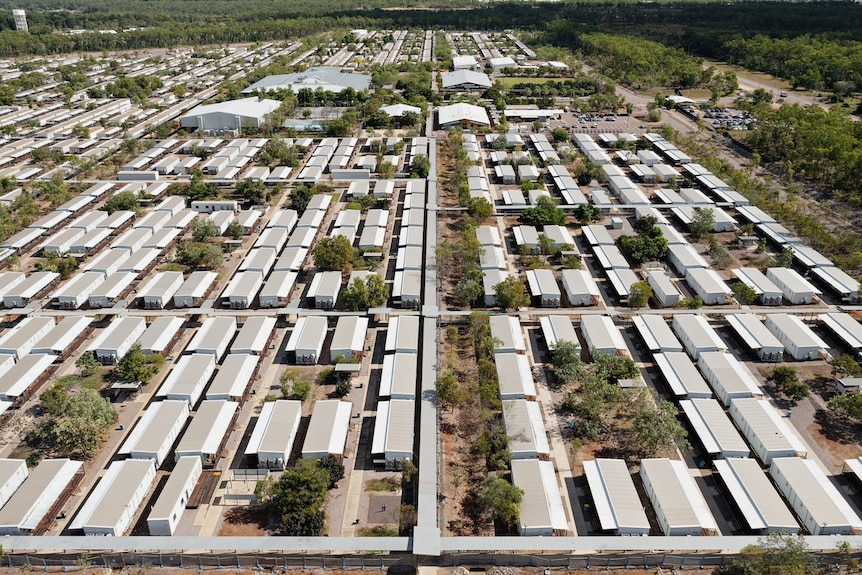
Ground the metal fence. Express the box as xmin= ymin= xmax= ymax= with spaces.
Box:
xmin=3 ymin=553 xmax=405 ymax=570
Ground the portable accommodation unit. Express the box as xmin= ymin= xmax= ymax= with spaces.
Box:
xmin=111 ymin=228 xmax=152 ymax=253
xmin=173 ymin=271 xmax=217 ymax=308
xmin=40 ymin=227 xmax=84 ymax=255
xmin=0 ymin=459 xmax=28 ymax=509
xmin=770 ymin=457 xmax=862 ymax=535
xmin=274 ymin=247 xmax=308 ymax=273
xmin=495 ymin=352 xmax=537 ymax=400
xmin=285 ymin=316 xmax=327 ymax=364
xmin=371 ymin=399 xmax=415 ymax=470
xmin=525 ymin=269 xmax=561 ymax=308
xmin=476 ymin=225 xmax=502 ymax=247
xmin=725 ymin=314 xmax=785 ymax=361
xmin=581 ymin=315 xmax=627 ymax=358
xmin=482 ymin=269 xmax=508 ymax=307
xmin=137 ymin=271 xmax=183 ymax=309
xmin=384 ymin=316 xmax=420 ymax=354
xmin=301 ymin=400 xmax=352 ymax=460
xmin=513 ymin=225 xmax=541 ymax=254
xmin=539 ymin=315 xmax=579 ymax=351
xmin=220 ymin=271 xmax=263 ymax=309
xmin=118 ymin=400 xmax=189 ymax=467
xmin=732 ymin=268 xmax=783 ymax=305
xmin=605 ymin=268 xmax=641 ymax=303
xmin=582 ymin=224 xmax=614 ymax=247
xmin=174 ymin=400 xmax=238 ymax=466
xmin=0 ymin=317 xmax=55 ymax=359
xmin=810 ymin=265 xmax=860 ymax=303
xmin=0 ymin=272 xmax=25 ymax=299
xmin=231 ymin=317 xmax=276 ymax=355
xmin=52 ymin=272 xmax=104 ymax=309
xmin=68 ymin=459 xmax=156 ymax=536
xmin=729 ymin=398 xmax=807 ymax=465
xmin=685 ymin=267 xmax=732 ymax=305
xmin=88 ymin=316 xmax=146 ymax=364
xmin=0 ymin=459 xmax=83 ymax=535
xmin=765 ymin=267 xmax=820 ymax=304
xmin=489 ymin=316 xmax=526 ymax=354
xmin=583 ymin=458 xmax=651 ymax=536
xmin=31 ymin=316 xmax=91 ymax=356
xmin=0 ymin=354 xmax=55 ymax=401
xmin=253 ymin=227 xmax=288 ymax=252
xmin=206 ymin=354 xmax=259 ymax=402
xmin=672 ymin=315 xmax=726 ymax=360
xmin=653 ymin=352 xmax=713 ymax=399
xmin=632 ymin=315 xmax=683 ymax=354
xmin=190 ymin=200 xmax=239 ymax=213
xmin=510 ymin=458 xmax=568 ymax=537
xmin=187 ymin=317 xmax=236 ymax=360
xmin=137 ymin=317 xmax=184 ymax=356
xmin=379 ymin=352 xmax=418 ymax=399
xmin=3 ymin=272 xmax=59 ymax=308
xmin=69 ymin=227 xmax=112 ymax=255
xmin=713 ymin=457 xmax=799 ymax=535
xmin=680 ymin=398 xmax=750 ymax=459
xmin=502 ymin=399 xmax=550 ymax=460
xmin=646 ymin=270 xmax=682 ymax=307
xmin=561 ymin=269 xmax=600 ymax=307
xmin=820 ymin=312 xmax=862 ymax=358
xmin=639 ymin=458 xmax=719 ymax=536
xmin=393 ymin=270 xmax=422 ymax=309
xmin=666 ymin=244 xmax=709 ymax=275
xmin=146 ymin=455 xmax=201 ymax=536
xmin=330 ymin=316 xmax=368 ymax=362
xmin=156 ymin=353 xmax=216 ymax=407
xmin=699 ymin=352 xmax=763 ymax=406
xmin=764 ymin=313 xmax=828 ymax=361
xmin=239 ymin=248 xmax=277 ymax=277
xmin=117 ymin=248 xmax=161 ymax=275
xmin=258 ymin=271 xmax=297 ymax=308
xmin=307 ymin=271 xmax=341 ymax=309
xmin=246 ymin=400 xmax=302 ymax=469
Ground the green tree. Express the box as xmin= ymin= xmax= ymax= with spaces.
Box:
xmin=289 ymin=184 xmax=315 ymax=214
xmin=177 ymin=242 xmax=223 ymax=270
xmin=775 ymin=246 xmax=794 ymax=268
xmin=628 ymin=281 xmax=653 ymax=308
xmin=342 ymin=274 xmax=388 ymax=310
xmin=317 ymin=454 xmax=345 ymax=488
xmin=689 ymin=207 xmax=714 ymax=240
xmin=312 ymin=235 xmax=355 ymax=271
xmin=410 ymin=155 xmax=430 ymax=178
xmin=190 ymin=217 xmax=219 ymax=242
xmin=478 ymin=474 xmax=523 ymax=529
xmin=592 ymin=350 xmax=639 ymax=382
xmin=550 ymin=127 xmax=569 ymax=142
xmin=550 ymin=340 xmax=582 ymax=384
xmin=236 ymin=178 xmax=267 ymax=205
xmin=494 ymin=276 xmax=530 ymax=311
xmin=435 ymin=369 xmax=464 ymax=410
xmin=325 ymin=118 xmax=351 ymax=137
xmin=225 ymin=220 xmax=243 ymax=240
xmin=116 ymin=343 xmax=161 ymax=383
xmin=770 ymin=366 xmax=808 ymax=400
xmin=454 ymin=279 xmax=483 ymax=308
xmin=466 ymin=197 xmax=493 ymax=221
xmin=75 ymin=351 xmax=100 ymax=377
xmin=102 ymin=190 xmax=140 ymax=214
xmin=619 ymin=223 xmax=668 ymax=264
xmin=40 ymin=382 xmax=70 ymax=416
xmin=830 ymin=392 xmax=862 ymax=422
xmin=519 ymin=195 xmax=566 ymax=226
xmin=726 ymin=533 xmax=816 ymax=575
xmin=830 ymin=354 xmax=862 ymax=378
xmin=257 ymin=459 xmax=329 ymax=535
xmin=630 ymin=394 xmax=688 ymax=457
xmin=731 ymin=281 xmax=759 ymax=304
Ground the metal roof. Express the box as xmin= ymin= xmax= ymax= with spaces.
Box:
xmin=174 ymin=271 xmax=218 ymax=301
xmin=138 ymin=271 xmax=183 ymax=300
xmin=384 ymin=316 xmax=420 ymax=353
xmin=539 ymin=315 xmax=579 ymax=350
xmin=581 ymin=315 xmax=627 ymax=356
xmin=137 ymin=317 xmax=184 ymax=355
xmin=502 ymin=399 xmax=550 ymax=458
xmin=157 ymin=353 xmax=216 ymax=404
xmin=0 ymin=459 xmax=82 ymax=534
xmin=31 ymin=315 xmax=91 ymax=355
xmin=285 ymin=316 xmax=328 ymax=353
xmin=489 ymin=316 xmax=526 ymax=353
xmin=187 ymin=317 xmax=237 ymax=355
xmin=699 ymin=352 xmax=762 ymax=404
xmin=68 ymin=459 xmax=155 ymax=533
xmin=510 ymin=459 xmax=568 ymax=534
xmin=231 ymin=316 xmax=276 ymax=354
xmin=714 ymin=457 xmax=798 ymax=533
xmin=495 ymin=352 xmax=536 ymax=399
xmin=147 ymin=456 xmax=201 ymax=523
xmin=331 ymin=316 xmax=368 ymax=356
xmin=725 ymin=314 xmax=783 ymax=353
xmin=119 ymin=400 xmax=189 ymax=459
xmin=679 ymin=399 xmax=749 ymax=458
xmin=301 ymin=400 xmax=352 ymax=458
xmin=764 ymin=314 xmax=828 ymax=351
xmin=206 ymin=354 xmax=258 ymax=400
xmin=583 ymin=458 xmax=650 ymax=535
xmin=672 ymin=315 xmax=726 ymax=357
xmin=820 ymin=313 xmax=862 ymax=350
xmin=653 ymin=352 xmax=712 ymax=399
xmin=729 ymin=398 xmax=807 ymax=462
xmin=246 ymin=400 xmax=302 ymax=459
xmin=175 ymin=400 xmax=238 ymax=458
xmin=380 ymin=352 xmax=418 ymax=399
xmin=632 ymin=315 xmax=683 ymax=353
xmin=640 ymin=458 xmax=718 ymax=535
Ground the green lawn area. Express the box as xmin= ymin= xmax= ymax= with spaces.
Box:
xmin=497 ymin=77 xmax=560 ymax=88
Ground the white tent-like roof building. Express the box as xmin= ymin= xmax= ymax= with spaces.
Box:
xmin=438 ymin=103 xmax=491 ymax=128
xmin=180 ymin=97 xmax=281 ymax=132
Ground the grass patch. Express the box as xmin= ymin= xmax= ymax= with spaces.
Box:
xmin=357 ymin=526 xmax=398 ymax=537
xmin=58 ymin=372 xmax=107 ymax=391
xmin=496 ymin=77 xmax=559 ymax=88
xmin=159 ymin=262 xmax=184 ymax=272
xmin=365 ymin=477 xmax=400 ymax=492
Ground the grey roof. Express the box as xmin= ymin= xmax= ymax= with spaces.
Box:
xmin=243 ymin=67 xmax=371 ymax=94
xmin=653 ymin=352 xmax=712 ymax=399
xmin=69 ymin=459 xmax=155 ymax=534
xmin=510 ymin=459 xmax=568 ymax=534
xmin=583 ymin=458 xmax=650 ymax=535
xmin=441 ymin=70 xmax=493 ymax=90
xmin=680 ymin=399 xmax=749 ymax=458
xmin=147 ymin=456 xmax=201 ymax=523
xmin=502 ymin=399 xmax=550 ymax=458
xmin=0 ymin=459 xmax=82 ymax=534
xmin=714 ymin=457 xmax=798 ymax=533
xmin=175 ymin=400 xmax=238 ymax=459
xmin=632 ymin=315 xmax=683 ymax=353
xmin=301 ymin=400 xmax=352 ymax=458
